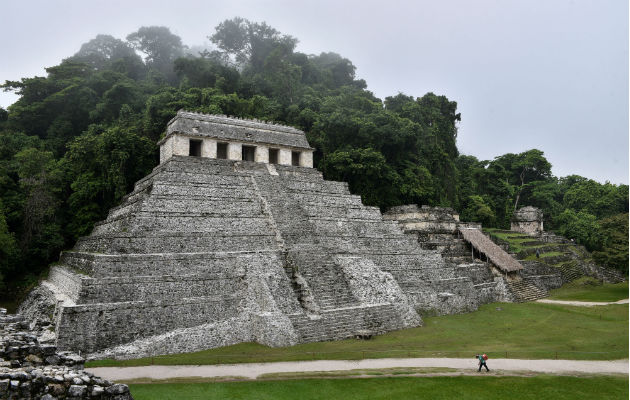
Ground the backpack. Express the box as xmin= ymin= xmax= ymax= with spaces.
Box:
xmin=482 ymin=354 xmax=488 ymax=361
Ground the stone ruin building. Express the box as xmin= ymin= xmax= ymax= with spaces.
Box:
xmin=511 ymin=206 xmax=544 ymax=236
xmin=384 ymin=205 xmax=560 ymax=303
xmin=19 ymin=111 xmax=561 ymax=359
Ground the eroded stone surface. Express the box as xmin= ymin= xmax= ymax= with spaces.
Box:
xmin=0 ymin=308 xmax=132 ymax=399
xmin=511 ymin=206 xmax=544 ymax=235
xmin=17 ymin=114 xmax=562 ymax=360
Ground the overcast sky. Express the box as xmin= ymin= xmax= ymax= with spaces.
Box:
xmin=1 ymin=0 xmax=627 ymax=184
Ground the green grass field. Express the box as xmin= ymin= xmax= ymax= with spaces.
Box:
xmin=483 ymin=229 xmax=545 ymax=253
xmin=127 ymin=375 xmax=629 ymax=400
xmin=87 ymin=301 xmax=628 ymax=367
xmin=548 ymin=279 xmax=628 ymax=302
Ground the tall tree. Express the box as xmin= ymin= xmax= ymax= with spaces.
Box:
xmin=126 ymin=26 xmax=185 ymax=81
xmin=70 ymin=34 xmax=143 ymax=77
xmin=210 ymin=17 xmax=298 ymax=71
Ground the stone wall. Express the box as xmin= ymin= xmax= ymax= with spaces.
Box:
xmin=159 ymin=111 xmax=314 ymax=167
xmin=383 ymin=204 xmax=523 ymax=306
xmin=0 ymin=308 xmax=132 ymax=399
xmin=511 ymin=206 xmax=543 ymax=236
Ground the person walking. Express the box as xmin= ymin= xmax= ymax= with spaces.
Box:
xmin=476 ymin=354 xmax=489 ymax=372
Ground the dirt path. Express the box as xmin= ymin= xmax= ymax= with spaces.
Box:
xmin=536 ymin=299 xmax=629 ymax=307
xmin=87 ymin=358 xmax=628 ymax=381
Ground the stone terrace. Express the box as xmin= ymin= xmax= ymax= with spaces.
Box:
xmin=19 ymin=113 xmax=568 ymax=360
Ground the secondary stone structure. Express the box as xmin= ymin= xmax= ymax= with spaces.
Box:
xmin=384 ymin=205 xmax=562 ymax=303
xmin=511 ymin=206 xmax=544 ymax=236
xmin=19 ymin=112 xmax=550 ymax=359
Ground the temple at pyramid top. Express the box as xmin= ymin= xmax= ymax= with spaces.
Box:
xmin=158 ymin=110 xmax=314 ymax=167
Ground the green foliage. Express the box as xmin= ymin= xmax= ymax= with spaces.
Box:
xmin=62 ymin=124 xmax=155 ymax=238
xmin=554 ymin=209 xmax=602 ymax=250
xmin=209 ymin=17 xmax=298 ymax=71
xmin=174 ymin=57 xmax=239 ymax=91
xmin=460 ymin=195 xmax=495 ymax=226
xmin=321 ymin=148 xmax=401 ymax=208
xmin=592 ymin=214 xmax=629 ymax=274
xmin=126 ymin=26 xmax=185 ymax=82
xmin=0 ymin=199 xmax=18 ymax=292
xmin=563 ymin=180 xmax=628 ymax=219
xmin=68 ymin=34 xmax=144 ymax=77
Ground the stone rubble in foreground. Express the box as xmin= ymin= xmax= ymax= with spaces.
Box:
xmin=0 ymin=308 xmax=132 ymax=400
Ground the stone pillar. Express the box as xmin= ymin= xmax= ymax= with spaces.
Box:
xmin=279 ymin=148 xmax=292 ymax=166
xmin=300 ymin=151 xmax=313 ymax=168
xmin=159 ymin=136 xmax=174 ymax=163
xmin=172 ymin=135 xmax=188 ymax=157
xmin=255 ymin=145 xmax=269 ymax=163
xmin=511 ymin=206 xmax=544 ymax=236
xmin=202 ymin=139 xmax=217 ymax=159
xmin=228 ymin=142 xmax=242 ymax=160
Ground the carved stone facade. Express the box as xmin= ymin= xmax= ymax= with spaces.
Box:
xmin=511 ymin=206 xmax=544 ymax=236
xmin=158 ymin=111 xmax=314 ymax=167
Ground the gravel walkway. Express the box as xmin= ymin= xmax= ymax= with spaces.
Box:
xmin=536 ymin=299 xmax=629 ymax=307
xmin=87 ymin=358 xmax=629 ymax=381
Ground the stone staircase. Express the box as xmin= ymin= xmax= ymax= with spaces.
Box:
xmin=259 ymin=169 xmax=484 ymax=318
xmin=508 ymin=279 xmax=548 ymax=302
xmin=557 ymin=261 xmax=583 ymax=283
xmin=287 ymin=303 xmax=403 ymax=343
xmin=499 ymin=230 xmax=626 ymax=285
xmin=597 ymin=267 xmax=625 ymax=284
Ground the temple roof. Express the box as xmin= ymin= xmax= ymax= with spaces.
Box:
xmin=158 ymin=110 xmax=313 ymax=150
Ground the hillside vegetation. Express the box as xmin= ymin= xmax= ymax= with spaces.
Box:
xmin=0 ymin=18 xmax=627 ymax=299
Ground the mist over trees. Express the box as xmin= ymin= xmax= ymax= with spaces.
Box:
xmin=0 ymin=18 xmax=627 ymax=300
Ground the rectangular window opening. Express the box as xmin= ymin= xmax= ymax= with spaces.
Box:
xmin=217 ymin=142 xmax=228 ymax=159
xmin=189 ymin=139 xmax=202 ymax=157
xmin=291 ymin=151 xmax=301 ymax=166
xmin=269 ymin=148 xmax=279 ymax=164
xmin=242 ymin=145 xmax=256 ymax=162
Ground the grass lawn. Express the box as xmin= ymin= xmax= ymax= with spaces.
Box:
xmin=548 ymin=279 xmax=628 ymax=302
xmin=87 ymin=301 xmax=628 ymax=367
xmin=127 ymin=375 xmax=629 ymax=400
xmin=483 ymin=229 xmax=549 ymax=253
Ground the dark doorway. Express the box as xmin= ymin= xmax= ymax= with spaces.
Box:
xmin=189 ymin=139 xmax=202 ymax=157
xmin=242 ymin=145 xmax=256 ymax=162
xmin=292 ymin=151 xmax=301 ymax=166
xmin=217 ymin=142 xmax=228 ymax=159
xmin=269 ymin=148 xmax=279 ymax=164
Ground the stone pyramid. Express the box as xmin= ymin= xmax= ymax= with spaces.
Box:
xmin=21 ymin=111 xmax=491 ymax=358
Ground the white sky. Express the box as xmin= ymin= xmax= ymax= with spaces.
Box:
xmin=1 ymin=0 xmax=627 ymax=184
